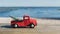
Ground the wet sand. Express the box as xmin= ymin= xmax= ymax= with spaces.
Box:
xmin=0 ymin=18 xmax=60 ymax=34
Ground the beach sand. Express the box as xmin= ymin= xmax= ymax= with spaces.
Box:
xmin=0 ymin=18 xmax=60 ymax=34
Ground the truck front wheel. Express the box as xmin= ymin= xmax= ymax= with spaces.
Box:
xmin=30 ymin=24 xmax=35 ymax=28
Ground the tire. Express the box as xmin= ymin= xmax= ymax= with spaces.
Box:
xmin=30 ymin=24 xmax=35 ymax=28
xmin=14 ymin=24 xmax=18 ymax=28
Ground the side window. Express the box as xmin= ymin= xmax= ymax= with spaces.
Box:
xmin=24 ymin=17 xmax=28 ymax=19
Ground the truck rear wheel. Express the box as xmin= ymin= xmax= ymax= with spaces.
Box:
xmin=30 ymin=24 xmax=35 ymax=28
xmin=14 ymin=24 xmax=18 ymax=28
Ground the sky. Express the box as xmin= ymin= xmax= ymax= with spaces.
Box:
xmin=0 ymin=0 xmax=60 ymax=7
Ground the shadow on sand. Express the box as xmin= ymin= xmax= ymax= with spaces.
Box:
xmin=1 ymin=25 xmax=12 ymax=28
xmin=1 ymin=25 xmax=32 ymax=28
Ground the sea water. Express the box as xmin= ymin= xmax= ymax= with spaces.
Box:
xmin=0 ymin=7 xmax=60 ymax=18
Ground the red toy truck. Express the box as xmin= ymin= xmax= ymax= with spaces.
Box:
xmin=10 ymin=15 xmax=37 ymax=28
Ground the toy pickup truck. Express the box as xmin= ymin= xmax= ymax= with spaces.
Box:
xmin=10 ymin=15 xmax=37 ymax=28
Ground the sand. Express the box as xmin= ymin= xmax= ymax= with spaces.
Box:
xmin=0 ymin=18 xmax=60 ymax=34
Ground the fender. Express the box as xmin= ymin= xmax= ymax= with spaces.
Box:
xmin=30 ymin=19 xmax=37 ymax=26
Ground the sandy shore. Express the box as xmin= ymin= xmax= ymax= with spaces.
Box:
xmin=0 ymin=18 xmax=60 ymax=34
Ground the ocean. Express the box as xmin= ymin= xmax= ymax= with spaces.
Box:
xmin=0 ymin=7 xmax=60 ymax=18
